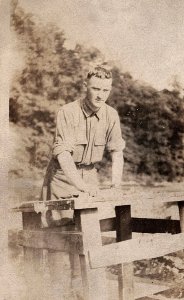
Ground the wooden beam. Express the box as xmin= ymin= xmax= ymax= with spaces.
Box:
xmin=132 ymin=218 xmax=181 ymax=234
xmin=13 ymin=199 xmax=75 ymax=212
xmin=115 ymin=205 xmax=132 ymax=241
xmin=89 ymin=233 xmax=184 ymax=269
xmin=10 ymin=223 xmax=181 ymax=251
xmin=77 ymin=208 xmax=108 ymax=300
xmin=178 ymin=201 xmax=184 ymax=258
xmin=115 ymin=205 xmax=134 ymax=300
xmin=12 ymin=189 xmax=184 ymax=213
xmin=17 ymin=230 xmax=83 ymax=254
xmin=178 ymin=201 xmax=184 ymax=232
xmin=100 ymin=217 xmax=181 ymax=234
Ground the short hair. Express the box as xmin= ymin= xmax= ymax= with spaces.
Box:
xmin=87 ymin=65 xmax=112 ymax=80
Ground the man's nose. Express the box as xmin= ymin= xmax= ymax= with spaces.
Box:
xmin=97 ymin=92 xmax=103 ymax=99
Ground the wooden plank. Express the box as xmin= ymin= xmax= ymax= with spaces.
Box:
xmin=12 ymin=189 xmax=184 ymax=213
xmin=17 ymin=230 xmax=83 ymax=253
xmin=132 ymin=218 xmax=180 ymax=234
xmin=115 ymin=205 xmax=132 ymax=241
xmin=89 ymin=233 xmax=184 ymax=269
xmin=115 ymin=205 xmax=134 ymax=300
xmin=178 ymin=201 xmax=184 ymax=258
xmin=99 ymin=217 xmax=181 ymax=234
xmin=96 ymin=189 xmax=184 ymax=205
xmin=77 ymin=208 xmax=108 ymax=300
xmin=79 ymin=191 xmax=184 ymax=207
xmin=178 ymin=201 xmax=184 ymax=232
xmin=13 ymin=199 xmax=75 ymax=212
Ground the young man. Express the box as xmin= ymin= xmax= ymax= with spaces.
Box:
xmin=42 ymin=65 xmax=125 ymax=222
xmin=42 ymin=66 xmax=126 ymax=296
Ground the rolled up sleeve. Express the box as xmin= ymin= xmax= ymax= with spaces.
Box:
xmin=52 ymin=109 xmax=75 ymax=158
xmin=106 ymin=112 xmax=126 ymax=152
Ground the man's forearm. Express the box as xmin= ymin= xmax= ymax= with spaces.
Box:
xmin=57 ymin=151 xmax=87 ymax=192
xmin=111 ymin=151 xmax=124 ymax=187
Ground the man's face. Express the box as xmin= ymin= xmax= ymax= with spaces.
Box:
xmin=85 ymin=76 xmax=112 ymax=112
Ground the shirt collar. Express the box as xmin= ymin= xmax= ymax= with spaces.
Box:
xmin=80 ymin=99 xmax=104 ymax=120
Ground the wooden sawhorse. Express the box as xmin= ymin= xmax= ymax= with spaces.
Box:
xmin=12 ymin=186 xmax=184 ymax=300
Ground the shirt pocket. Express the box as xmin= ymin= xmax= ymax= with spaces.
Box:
xmin=73 ymin=135 xmax=87 ymax=163
xmin=92 ymin=135 xmax=106 ymax=162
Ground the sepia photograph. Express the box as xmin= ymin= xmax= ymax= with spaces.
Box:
xmin=0 ymin=0 xmax=184 ymax=299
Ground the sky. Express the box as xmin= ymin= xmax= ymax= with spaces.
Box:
xmin=18 ymin=0 xmax=184 ymax=90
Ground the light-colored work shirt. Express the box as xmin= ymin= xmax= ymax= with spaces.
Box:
xmin=42 ymin=99 xmax=125 ymax=199
xmin=53 ymin=99 xmax=125 ymax=164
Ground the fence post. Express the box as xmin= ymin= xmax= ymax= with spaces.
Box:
xmin=76 ymin=208 xmax=108 ymax=300
xmin=178 ymin=201 xmax=184 ymax=233
xmin=115 ymin=205 xmax=134 ymax=300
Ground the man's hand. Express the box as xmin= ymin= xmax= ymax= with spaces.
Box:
xmin=58 ymin=152 xmax=95 ymax=194
xmin=57 ymin=152 xmax=100 ymax=197
xmin=83 ymin=184 xmax=99 ymax=197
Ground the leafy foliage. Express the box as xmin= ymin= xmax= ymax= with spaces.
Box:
xmin=10 ymin=2 xmax=184 ymax=182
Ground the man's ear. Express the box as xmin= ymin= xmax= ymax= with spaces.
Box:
xmin=83 ymin=81 xmax=87 ymax=87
